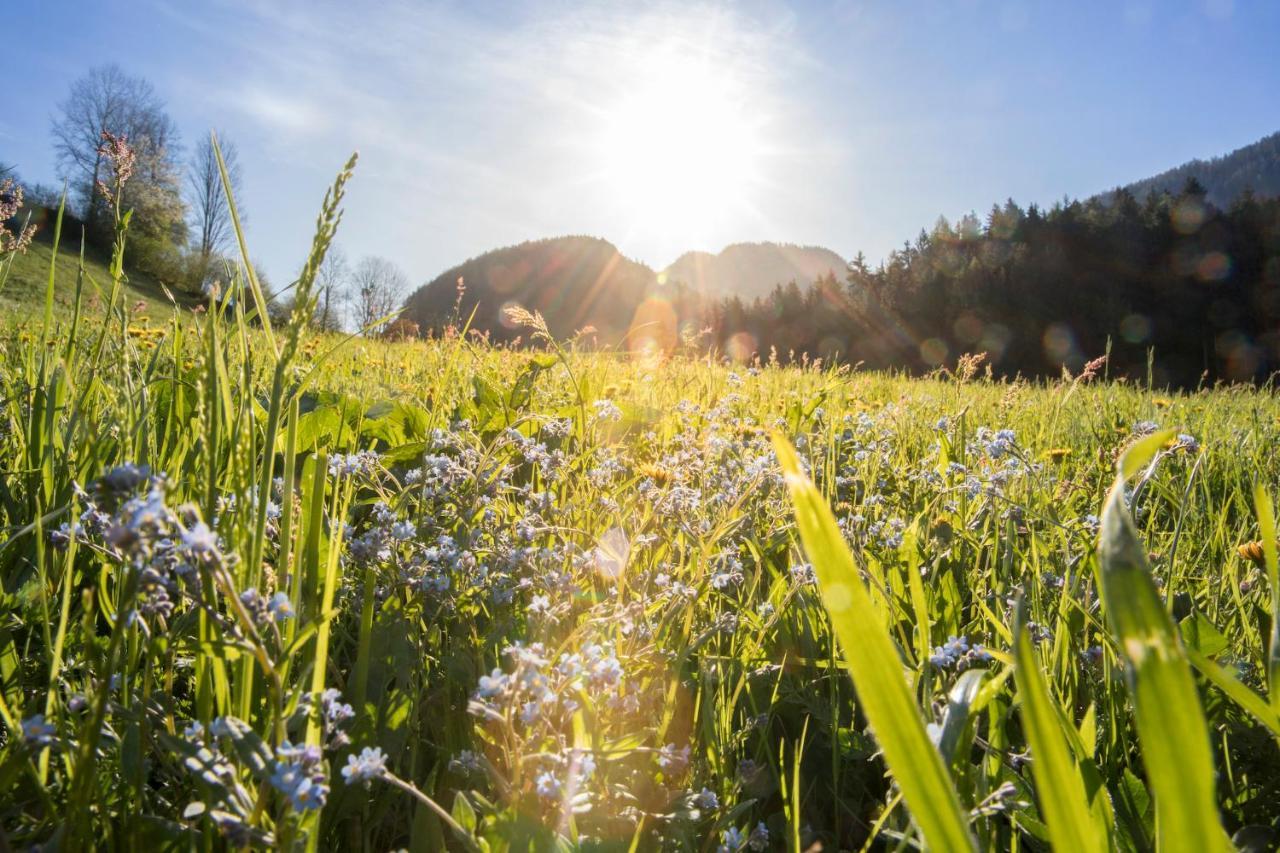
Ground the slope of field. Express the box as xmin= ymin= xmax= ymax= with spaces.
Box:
xmin=0 ymin=226 xmax=200 ymax=319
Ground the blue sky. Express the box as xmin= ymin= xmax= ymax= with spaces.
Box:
xmin=5 ymin=1 xmax=1279 ymax=288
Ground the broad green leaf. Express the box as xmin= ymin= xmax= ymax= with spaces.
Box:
xmin=1098 ymin=438 xmax=1226 ymax=852
xmin=932 ymin=668 xmax=987 ymax=766
xmin=452 ymin=792 xmax=477 ymax=834
xmin=1013 ymin=600 xmax=1108 ymax=853
xmin=1180 ymin=612 xmax=1229 ymax=658
xmin=772 ymin=434 xmax=974 ymax=852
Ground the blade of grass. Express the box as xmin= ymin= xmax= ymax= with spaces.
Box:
xmin=1252 ymin=485 xmax=1280 ymax=712
xmin=1012 ymin=598 xmax=1108 ymax=853
xmin=1098 ymin=429 xmax=1226 ymax=852
xmin=41 ymin=190 xmax=65 ymax=339
xmin=772 ymin=433 xmax=974 ymax=852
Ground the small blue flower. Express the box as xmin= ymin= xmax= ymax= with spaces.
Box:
xmin=341 ymin=746 xmax=388 ymax=785
xmin=270 ymin=761 xmax=329 ymax=811
xmin=21 ymin=714 xmax=56 ymax=747
xmin=477 ymin=668 xmax=509 ymax=698
xmin=719 ymin=826 xmax=745 ymax=852
xmin=695 ymin=787 xmax=719 ymax=810
xmin=658 ymin=743 xmax=689 ymax=773
xmin=267 ymin=592 xmax=295 ymax=621
xmin=535 ymin=770 xmax=561 ymax=799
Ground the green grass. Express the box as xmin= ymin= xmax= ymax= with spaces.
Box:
xmin=1 ymin=158 xmax=1279 ymax=851
xmin=0 ymin=225 xmax=200 ymax=319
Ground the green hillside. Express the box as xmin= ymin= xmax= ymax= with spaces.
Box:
xmin=0 ymin=226 xmax=201 ymax=320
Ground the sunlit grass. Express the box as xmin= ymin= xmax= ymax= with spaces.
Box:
xmin=1 ymin=152 xmax=1279 ymax=851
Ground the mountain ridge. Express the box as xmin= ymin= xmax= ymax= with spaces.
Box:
xmin=661 ymin=241 xmax=847 ymax=300
xmin=401 ymin=237 xmax=849 ymax=343
xmin=1107 ymin=129 xmax=1280 ymax=207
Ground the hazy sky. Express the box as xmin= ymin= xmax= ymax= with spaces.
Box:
xmin=5 ymin=1 xmax=1279 ymax=288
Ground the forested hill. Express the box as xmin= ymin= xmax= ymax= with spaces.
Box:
xmin=401 ymin=236 xmax=657 ymax=344
xmin=662 ymin=242 xmax=848 ymax=300
xmin=1113 ymin=130 xmax=1280 ymax=207
xmin=401 ymin=238 xmax=850 ymax=345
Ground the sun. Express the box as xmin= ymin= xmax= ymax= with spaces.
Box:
xmin=591 ymin=54 xmax=766 ymax=249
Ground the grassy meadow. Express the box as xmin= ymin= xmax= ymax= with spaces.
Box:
xmin=2 ymin=159 xmax=1280 ymax=851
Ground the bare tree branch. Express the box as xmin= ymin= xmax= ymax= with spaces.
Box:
xmin=348 ymin=256 xmax=409 ymax=334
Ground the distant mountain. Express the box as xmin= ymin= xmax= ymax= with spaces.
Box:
xmin=402 ymin=236 xmax=657 ymax=345
xmin=662 ymin=242 xmax=848 ymax=301
xmin=402 ymin=237 xmax=851 ymax=347
xmin=1114 ymin=130 xmax=1280 ymax=207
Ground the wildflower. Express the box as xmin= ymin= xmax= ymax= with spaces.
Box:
xmin=267 ymin=592 xmax=295 ymax=621
xmin=276 ymin=741 xmax=324 ymax=769
xmin=694 ymin=787 xmax=720 ymax=810
xmin=477 ymin=668 xmax=509 ymax=698
xmin=1238 ymin=540 xmax=1274 ymax=565
xmin=535 ymin=771 xmax=561 ymax=799
xmin=183 ymin=720 xmax=205 ymax=740
xmin=341 ymin=746 xmax=389 ymax=785
xmin=321 ymin=689 xmax=355 ymax=725
xmin=930 ymin=635 xmax=990 ymax=670
xmin=556 ymin=653 xmax=584 ymax=680
xmin=95 ymin=131 xmax=136 ymax=204
xmin=450 ymin=750 xmax=483 ymax=775
xmin=21 ymin=714 xmax=56 ymax=747
xmin=748 ymin=822 xmax=770 ymax=850
xmin=181 ymin=521 xmax=220 ymax=559
xmin=270 ymin=760 xmax=329 ymax=811
xmin=710 ymin=571 xmax=738 ymax=590
xmin=790 ymin=563 xmax=817 ymax=585
xmin=0 ymin=179 xmax=37 ymax=254
xmin=719 ymin=827 xmax=745 ymax=852
xmin=658 ymin=743 xmax=690 ymax=774
xmin=589 ymin=653 xmax=624 ymax=688
xmin=239 ymin=588 xmax=271 ymax=625
xmin=593 ymin=399 xmax=623 ymax=422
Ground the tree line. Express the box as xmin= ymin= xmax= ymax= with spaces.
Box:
xmin=3 ymin=64 xmax=410 ymax=333
xmin=694 ymin=180 xmax=1280 ymax=387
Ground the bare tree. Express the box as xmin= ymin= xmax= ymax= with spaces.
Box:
xmin=348 ymin=256 xmax=409 ymax=334
xmin=314 ymin=244 xmax=348 ymax=331
xmin=188 ymin=132 xmax=242 ymax=265
xmin=51 ymin=64 xmax=175 ymax=230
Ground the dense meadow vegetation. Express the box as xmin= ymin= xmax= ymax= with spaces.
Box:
xmin=3 ymin=151 xmax=1280 ymax=851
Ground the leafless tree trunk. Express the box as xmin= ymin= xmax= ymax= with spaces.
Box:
xmin=188 ymin=132 xmax=242 ymax=264
xmin=314 ymin=244 xmax=349 ymax=331
xmin=349 ymin=256 xmax=410 ymax=334
xmin=186 ymin=133 xmax=242 ymax=289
